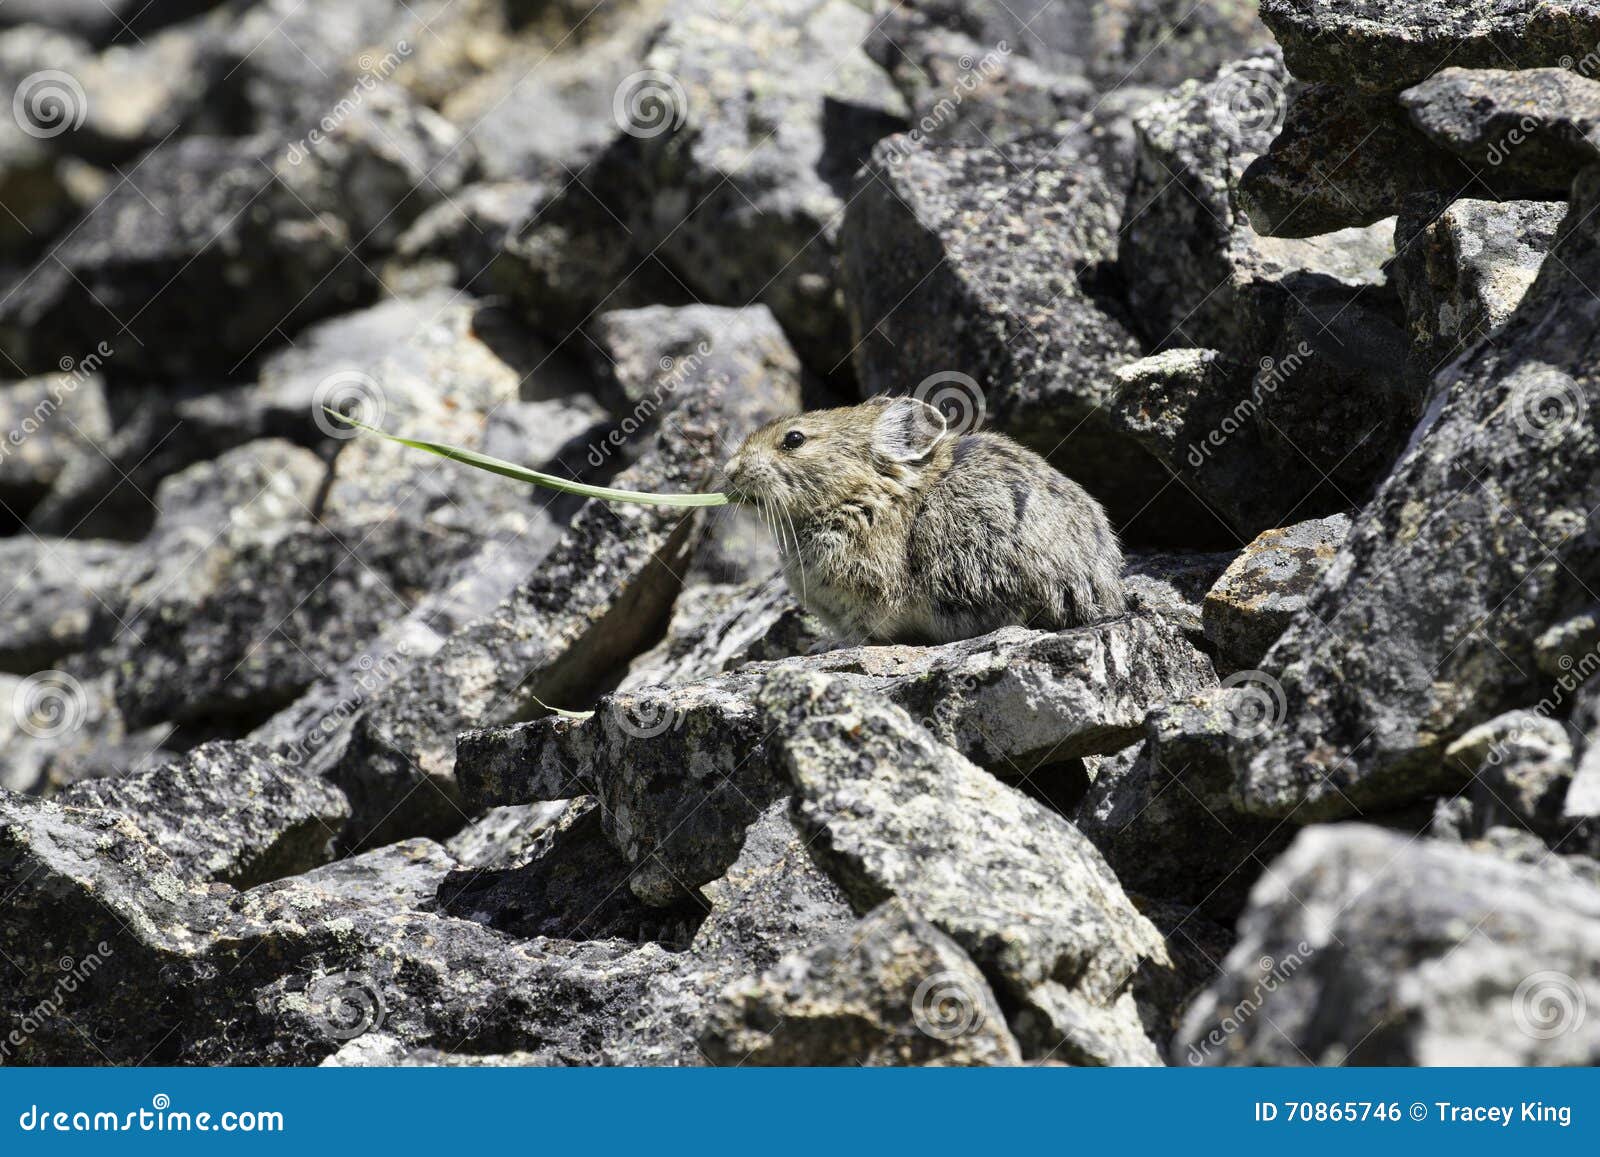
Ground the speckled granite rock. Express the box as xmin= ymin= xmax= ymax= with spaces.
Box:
xmin=1392 ymin=198 xmax=1567 ymax=386
xmin=457 ymin=615 xmax=1215 ymax=904
xmin=0 ymin=537 xmax=130 ymax=673
xmin=1259 ymin=0 xmax=1600 ymax=93
xmin=1178 ymin=825 xmax=1600 ymax=1064
xmin=701 ymin=897 xmax=1022 ymax=1066
xmin=58 ymin=739 xmax=348 ymax=886
xmin=1231 ymin=169 xmax=1600 ymax=821
xmin=770 ymin=670 xmax=1172 ymax=1065
xmin=1202 ymin=514 xmax=1350 ymax=669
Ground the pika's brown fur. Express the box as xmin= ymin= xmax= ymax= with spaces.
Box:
xmin=722 ymin=396 xmax=1125 ymax=644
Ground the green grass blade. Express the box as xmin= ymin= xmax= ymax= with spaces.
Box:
xmin=324 ymin=408 xmax=729 ymax=508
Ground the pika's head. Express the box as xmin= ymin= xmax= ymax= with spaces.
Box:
xmin=723 ymin=396 xmax=949 ymax=516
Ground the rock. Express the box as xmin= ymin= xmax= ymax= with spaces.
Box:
xmin=1111 ymin=346 xmax=1410 ymax=540
xmin=0 ymin=668 xmax=173 ymax=796
xmin=444 ymin=801 xmax=572 ymax=870
xmin=770 ymin=669 xmax=1172 ymax=1065
xmin=0 ymin=371 xmax=112 ymax=521
xmin=1076 ymin=693 xmax=1293 ymax=920
xmin=1231 ymin=169 xmax=1600 ymax=821
xmin=1120 ymin=56 xmax=1397 ymax=357
xmin=1238 ymin=82 xmax=1541 ymax=237
xmin=1392 ymin=198 xmax=1567 ymax=386
xmin=0 ymin=537 xmax=130 ymax=672
xmin=1444 ymin=711 xmax=1578 ymax=841
xmin=1178 ymin=825 xmax=1600 ymax=1064
xmin=1403 ymin=67 xmax=1600 ymax=189
xmin=617 ymin=578 xmax=821 ymax=692
xmin=1123 ymin=548 xmax=1237 ymax=644
xmin=384 ymin=181 xmax=539 ymax=295
xmin=59 ymin=740 xmax=349 ymax=886
xmin=0 ymin=0 xmax=220 ymax=46
xmin=0 ymin=135 xmax=370 ymax=378
xmin=630 ymin=0 xmax=908 ymax=370
xmin=841 ymin=134 xmax=1223 ymax=539
xmin=701 ymin=897 xmax=1022 ymax=1066
xmin=1202 ymin=514 xmax=1350 ymax=669
xmin=458 ymin=615 xmax=1216 ymax=902
xmin=1259 ymin=0 xmax=1600 ymax=93
xmin=293 ymin=839 xmax=458 ymax=910
xmin=340 ymin=340 xmax=798 ymax=845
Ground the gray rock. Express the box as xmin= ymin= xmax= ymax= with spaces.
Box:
xmin=1404 ymin=67 xmax=1600 ymax=189
xmin=59 ymin=740 xmax=347 ymax=886
xmin=1110 ymin=346 xmax=1411 ymax=540
xmin=444 ymin=802 xmax=573 ymax=870
xmin=1238 ymin=82 xmax=1542 ymax=237
xmin=1178 ymin=824 xmax=1600 ymax=1064
xmin=1076 ymin=693 xmax=1293 ymax=920
xmin=1232 ymin=168 xmax=1600 ymax=820
xmin=1260 ymin=0 xmax=1600 ymax=93
xmin=0 ymin=371 xmax=112 ymax=520
xmin=701 ymin=897 xmax=1023 ymax=1066
xmin=630 ymin=0 xmax=908 ymax=370
xmin=1123 ymin=548 xmax=1237 ymax=645
xmin=0 ymin=537 xmax=129 ymax=673
xmin=1392 ymin=198 xmax=1567 ymax=386
xmin=0 ymin=135 xmax=370 ymax=377
xmin=1444 ymin=711 xmax=1578 ymax=841
xmin=293 ymin=839 xmax=458 ymax=910
xmin=0 ymin=0 xmax=220 ymax=46
xmin=1202 ymin=514 xmax=1350 ymax=669
xmin=458 ymin=615 xmax=1216 ymax=903
xmin=769 ymin=669 xmax=1172 ymax=1065
xmin=384 ymin=181 xmax=539 ymax=296
xmin=1120 ymin=56 xmax=1396 ymax=358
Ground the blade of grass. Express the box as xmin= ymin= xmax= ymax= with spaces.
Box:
xmin=324 ymin=408 xmax=729 ymax=508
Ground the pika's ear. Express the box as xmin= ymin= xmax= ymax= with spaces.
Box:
xmin=871 ymin=396 xmax=947 ymax=462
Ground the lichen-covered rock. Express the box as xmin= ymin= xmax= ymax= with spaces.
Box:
xmin=458 ymin=615 xmax=1216 ymax=903
xmin=1259 ymin=0 xmax=1600 ymax=93
xmin=1444 ymin=711 xmax=1578 ymax=842
xmin=1120 ymin=56 xmax=1396 ymax=356
xmin=1178 ymin=825 xmax=1600 ymax=1064
xmin=701 ymin=897 xmax=1022 ymax=1066
xmin=768 ymin=670 xmax=1172 ymax=1065
xmin=630 ymin=0 xmax=908 ymax=369
xmin=0 ymin=537 xmax=129 ymax=673
xmin=58 ymin=739 xmax=348 ymax=887
xmin=1392 ymin=198 xmax=1566 ymax=387
xmin=1202 ymin=514 xmax=1350 ymax=669
xmin=1231 ymin=168 xmax=1600 ymax=821
xmin=1122 ymin=548 xmax=1237 ymax=644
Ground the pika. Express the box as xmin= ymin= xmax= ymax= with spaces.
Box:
xmin=722 ymin=396 xmax=1125 ymax=645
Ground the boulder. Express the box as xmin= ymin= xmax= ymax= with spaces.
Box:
xmin=0 ymin=537 xmax=130 ymax=673
xmin=769 ymin=670 xmax=1172 ymax=1065
xmin=1231 ymin=168 xmax=1600 ymax=821
xmin=1202 ymin=514 xmax=1350 ymax=669
xmin=701 ymin=897 xmax=1022 ymax=1066
xmin=0 ymin=371 xmax=112 ymax=521
xmin=1179 ymin=825 xmax=1600 ymax=1064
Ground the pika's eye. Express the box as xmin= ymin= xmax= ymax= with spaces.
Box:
xmin=781 ymin=430 xmax=806 ymax=451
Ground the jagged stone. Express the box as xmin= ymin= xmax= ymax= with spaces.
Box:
xmin=1122 ymin=548 xmax=1237 ymax=645
xmin=0 ymin=537 xmax=130 ymax=673
xmin=458 ymin=615 xmax=1215 ymax=903
xmin=1232 ymin=169 xmax=1600 ymax=821
xmin=1444 ymin=711 xmax=1578 ymax=841
xmin=1179 ymin=825 xmax=1600 ymax=1064
xmin=701 ymin=897 xmax=1022 ymax=1066
xmin=1202 ymin=514 xmax=1350 ymax=670
xmin=58 ymin=739 xmax=348 ymax=887
xmin=1259 ymin=0 xmax=1600 ymax=93
xmin=768 ymin=670 xmax=1172 ymax=1065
